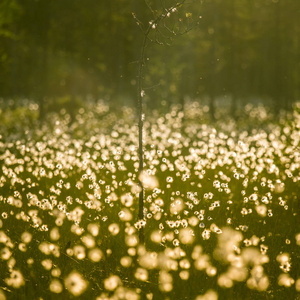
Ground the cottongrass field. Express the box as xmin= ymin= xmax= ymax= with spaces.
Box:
xmin=0 ymin=99 xmax=299 ymax=300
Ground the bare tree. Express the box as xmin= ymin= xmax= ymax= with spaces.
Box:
xmin=133 ymin=0 xmax=198 ymax=242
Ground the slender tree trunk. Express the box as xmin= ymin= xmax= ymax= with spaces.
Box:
xmin=230 ymin=0 xmax=238 ymax=119
xmin=137 ymin=29 xmax=150 ymax=244
xmin=134 ymin=1 xmax=188 ymax=244
xmin=38 ymin=47 xmax=48 ymax=121
xmin=69 ymin=55 xmax=76 ymax=124
xmin=208 ymin=0 xmax=217 ymax=122
xmin=209 ymin=94 xmax=216 ymax=122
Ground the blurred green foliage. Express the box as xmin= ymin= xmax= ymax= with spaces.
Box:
xmin=0 ymin=0 xmax=299 ymax=112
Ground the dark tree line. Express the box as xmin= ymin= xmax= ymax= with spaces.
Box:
xmin=0 ymin=0 xmax=299 ymax=115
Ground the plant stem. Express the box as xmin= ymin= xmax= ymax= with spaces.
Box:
xmin=137 ymin=27 xmax=150 ymax=244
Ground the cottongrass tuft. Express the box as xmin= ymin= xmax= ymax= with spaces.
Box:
xmin=64 ymin=271 xmax=88 ymax=296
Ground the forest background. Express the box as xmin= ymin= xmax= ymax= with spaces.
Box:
xmin=1 ymin=0 xmax=299 ymax=116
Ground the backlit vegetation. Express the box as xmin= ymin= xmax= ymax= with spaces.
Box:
xmin=0 ymin=99 xmax=299 ymax=299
